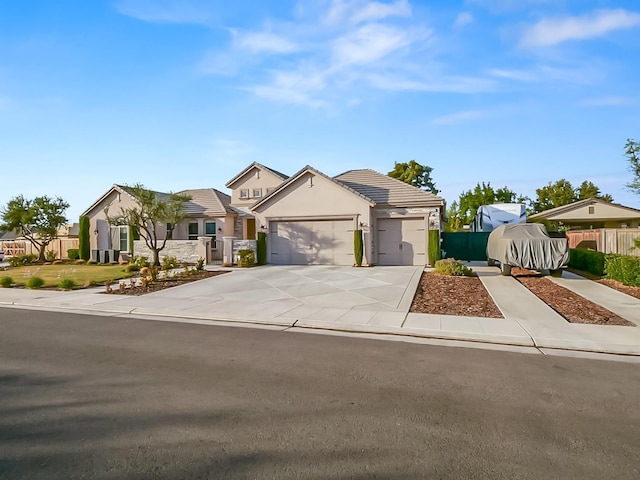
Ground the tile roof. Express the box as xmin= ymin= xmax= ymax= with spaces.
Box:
xmin=225 ymin=162 xmax=289 ymax=188
xmin=334 ymin=169 xmax=445 ymax=208
xmin=178 ymin=188 xmax=234 ymax=217
xmin=529 ymin=197 xmax=640 ymax=219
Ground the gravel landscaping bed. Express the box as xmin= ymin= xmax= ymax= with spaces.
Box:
xmin=513 ymin=269 xmax=634 ymax=326
xmin=410 ymin=272 xmax=503 ymax=318
xmin=104 ymin=270 xmax=229 ymax=295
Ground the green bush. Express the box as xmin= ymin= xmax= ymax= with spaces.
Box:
xmin=237 ymin=249 xmax=255 ymax=268
xmin=195 ymin=257 xmax=205 ymax=271
xmin=25 ymin=277 xmax=45 ymax=289
xmin=428 ymin=229 xmax=441 ymax=266
xmin=162 ymin=255 xmax=179 ymax=271
xmin=130 ymin=255 xmax=150 ymax=268
xmin=605 ymin=254 xmax=640 ymax=287
xmin=8 ymin=254 xmax=38 ymax=267
xmin=257 ymin=231 xmax=267 ymax=265
xmin=354 ymin=229 xmax=363 ymax=267
xmin=569 ymin=248 xmax=605 ymax=276
xmin=67 ymin=248 xmax=80 ymax=260
xmin=79 ymin=215 xmax=90 ymax=261
xmin=433 ymin=258 xmax=474 ymax=277
xmin=125 ymin=263 xmax=140 ymax=272
xmin=0 ymin=276 xmax=13 ymax=288
xmin=58 ymin=278 xmax=76 ymax=290
xmin=45 ymin=250 xmax=57 ymax=262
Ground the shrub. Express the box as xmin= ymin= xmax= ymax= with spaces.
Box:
xmin=433 ymin=258 xmax=474 ymax=277
xmin=45 ymin=250 xmax=57 ymax=262
xmin=25 ymin=277 xmax=45 ymax=289
xmin=79 ymin=215 xmax=90 ymax=261
xmin=58 ymin=278 xmax=76 ymax=290
xmin=125 ymin=263 xmax=140 ymax=272
xmin=569 ymin=248 xmax=605 ymax=276
xmin=605 ymin=254 xmax=640 ymax=287
xmin=67 ymin=248 xmax=80 ymax=260
xmin=130 ymin=255 xmax=150 ymax=269
xmin=0 ymin=276 xmax=13 ymax=288
xmin=257 ymin=231 xmax=267 ymax=265
xmin=195 ymin=257 xmax=205 ymax=271
xmin=237 ymin=249 xmax=255 ymax=268
xmin=354 ymin=229 xmax=363 ymax=267
xmin=428 ymin=229 xmax=441 ymax=266
xmin=8 ymin=254 xmax=38 ymax=267
xmin=162 ymin=255 xmax=179 ymax=271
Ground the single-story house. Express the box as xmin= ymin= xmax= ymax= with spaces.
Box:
xmin=529 ymin=198 xmax=640 ymax=229
xmin=251 ymin=166 xmax=445 ymax=266
xmin=81 ymin=162 xmax=446 ymax=266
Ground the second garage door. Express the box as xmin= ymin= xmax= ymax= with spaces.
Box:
xmin=270 ymin=219 xmax=354 ymax=265
xmin=377 ymin=217 xmax=426 ymax=265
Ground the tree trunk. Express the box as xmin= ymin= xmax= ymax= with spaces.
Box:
xmin=38 ymin=245 xmax=47 ymax=262
xmin=152 ymin=249 xmax=161 ymax=267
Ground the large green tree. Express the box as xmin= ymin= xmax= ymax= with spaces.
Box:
xmin=0 ymin=195 xmax=69 ymax=262
xmin=105 ymin=184 xmax=191 ymax=266
xmin=388 ymin=160 xmax=439 ymax=194
xmin=533 ymin=179 xmax=613 ymax=213
xmin=456 ymin=182 xmax=523 ymax=226
xmin=625 ymin=138 xmax=640 ymax=195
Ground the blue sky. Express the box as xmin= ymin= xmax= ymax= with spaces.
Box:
xmin=2 ymin=0 xmax=640 ymax=222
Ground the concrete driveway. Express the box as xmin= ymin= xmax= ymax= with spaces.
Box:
xmin=110 ymin=265 xmax=423 ymax=328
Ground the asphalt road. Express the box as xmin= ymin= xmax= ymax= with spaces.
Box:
xmin=1 ymin=308 xmax=639 ymax=480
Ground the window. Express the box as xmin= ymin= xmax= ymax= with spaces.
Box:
xmin=188 ymin=222 xmax=198 ymax=240
xmin=240 ymin=189 xmax=249 ymax=199
xmin=205 ymin=221 xmax=217 ymax=248
xmin=266 ymin=187 xmax=275 ymax=194
xmin=588 ymin=206 xmax=595 ymax=214
xmin=119 ymin=226 xmax=128 ymax=252
xmin=253 ymin=188 xmax=262 ymax=198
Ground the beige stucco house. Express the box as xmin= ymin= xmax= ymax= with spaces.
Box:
xmin=81 ymin=162 xmax=445 ymax=266
xmin=251 ymin=166 xmax=445 ymax=266
xmin=529 ymin=198 xmax=640 ymax=229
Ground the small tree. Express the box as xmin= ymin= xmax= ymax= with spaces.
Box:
xmin=625 ymin=138 xmax=640 ymax=195
xmin=533 ymin=179 xmax=613 ymax=213
xmin=388 ymin=160 xmax=439 ymax=194
xmin=0 ymin=195 xmax=69 ymax=262
xmin=105 ymin=184 xmax=191 ymax=266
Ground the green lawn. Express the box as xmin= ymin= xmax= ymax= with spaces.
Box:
xmin=1 ymin=264 xmax=134 ymax=287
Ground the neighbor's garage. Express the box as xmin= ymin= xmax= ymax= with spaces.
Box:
xmin=270 ymin=219 xmax=354 ymax=265
xmin=377 ymin=217 xmax=427 ymax=266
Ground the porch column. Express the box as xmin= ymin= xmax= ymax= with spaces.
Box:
xmin=222 ymin=236 xmax=237 ymax=266
xmin=198 ymin=236 xmax=211 ymax=263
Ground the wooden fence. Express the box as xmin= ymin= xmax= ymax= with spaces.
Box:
xmin=566 ymin=229 xmax=640 ymax=257
xmin=0 ymin=238 xmax=80 ymax=259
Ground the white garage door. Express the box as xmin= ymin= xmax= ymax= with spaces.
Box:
xmin=377 ymin=218 xmax=426 ymax=266
xmin=270 ymin=220 xmax=354 ymax=265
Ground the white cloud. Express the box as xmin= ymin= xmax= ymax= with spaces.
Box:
xmin=367 ymin=73 xmax=494 ymax=93
xmin=325 ymin=0 xmax=411 ymax=25
xmin=234 ymin=31 xmax=300 ymax=54
xmin=466 ymin=0 xmax=553 ymax=13
xmin=454 ymin=12 xmax=474 ymax=28
xmin=432 ymin=110 xmax=487 ymax=125
xmin=520 ymin=9 xmax=640 ymax=47
xmin=331 ymin=23 xmax=424 ymax=67
xmin=578 ymin=96 xmax=638 ymax=107
xmin=114 ymin=0 xmax=216 ymax=26
xmin=488 ymin=64 xmax=605 ymax=85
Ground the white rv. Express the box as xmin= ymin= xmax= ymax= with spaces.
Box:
xmin=471 ymin=203 xmax=527 ymax=232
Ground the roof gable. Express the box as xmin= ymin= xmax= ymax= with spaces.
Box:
xmin=178 ymin=188 xmax=234 ymax=217
xmin=529 ymin=198 xmax=640 ymax=221
xmin=80 ymin=185 xmax=135 ymax=217
xmin=252 ymin=165 xmax=375 ymax=211
xmin=334 ymin=169 xmax=445 ymax=208
xmin=225 ymin=162 xmax=289 ymax=188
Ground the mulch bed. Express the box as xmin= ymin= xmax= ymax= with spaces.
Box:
xmin=513 ymin=269 xmax=634 ymax=326
xmin=596 ymin=278 xmax=640 ymax=301
xmin=104 ymin=270 xmax=229 ymax=296
xmin=410 ymin=273 xmax=503 ymax=318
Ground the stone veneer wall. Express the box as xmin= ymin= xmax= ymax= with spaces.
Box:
xmin=232 ymin=239 xmax=257 ymax=261
xmin=133 ymin=240 xmax=200 ymax=264
xmin=234 ymin=216 xmax=243 ymax=238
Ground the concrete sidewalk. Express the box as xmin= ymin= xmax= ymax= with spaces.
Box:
xmin=1 ymin=264 xmax=640 ymax=356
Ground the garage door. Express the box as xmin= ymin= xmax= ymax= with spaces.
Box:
xmin=270 ymin=220 xmax=354 ymax=265
xmin=377 ymin=218 xmax=426 ymax=265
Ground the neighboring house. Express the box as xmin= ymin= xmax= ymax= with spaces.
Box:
xmin=528 ymin=198 xmax=640 ymax=229
xmin=80 ymin=185 xmax=241 ymax=259
xmin=251 ymin=166 xmax=445 ymax=266
xmin=80 ymin=162 xmax=446 ymax=266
